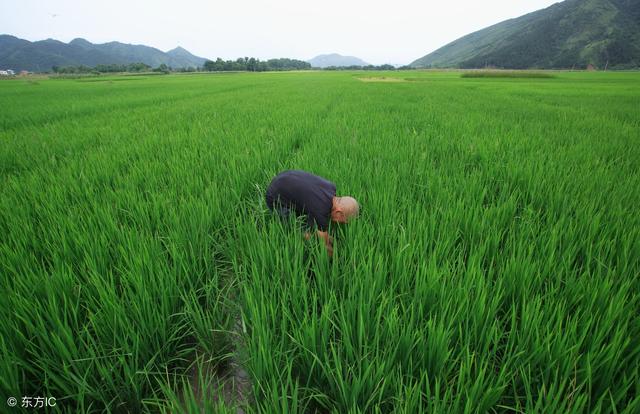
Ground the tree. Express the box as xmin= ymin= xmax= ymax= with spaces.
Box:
xmin=203 ymin=60 xmax=216 ymax=71
xmin=153 ymin=63 xmax=170 ymax=73
xmin=201 ymin=57 xmax=312 ymax=72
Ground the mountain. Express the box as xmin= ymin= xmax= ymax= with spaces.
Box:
xmin=308 ymin=53 xmax=370 ymax=68
xmin=411 ymin=0 xmax=640 ymax=69
xmin=166 ymin=46 xmax=206 ymax=67
xmin=0 ymin=35 xmax=208 ymax=72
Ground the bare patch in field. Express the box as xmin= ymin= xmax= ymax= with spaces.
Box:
xmin=357 ymin=76 xmax=407 ymax=82
xmin=187 ymin=316 xmax=252 ymax=413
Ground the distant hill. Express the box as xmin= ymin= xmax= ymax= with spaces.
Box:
xmin=411 ymin=0 xmax=640 ymax=69
xmin=0 ymin=35 xmax=208 ymax=72
xmin=308 ymin=53 xmax=370 ymax=68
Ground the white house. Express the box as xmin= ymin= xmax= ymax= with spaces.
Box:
xmin=0 ymin=69 xmax=15 ymax=76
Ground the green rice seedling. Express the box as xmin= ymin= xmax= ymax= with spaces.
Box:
xmin=1 ymin=70 xmax=639 ymax=413
xmin=461 ymin=70 xmax=556 ymax=78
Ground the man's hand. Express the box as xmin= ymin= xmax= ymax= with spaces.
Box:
xmin=303 ymin=231 xmax=333 ymax=257
xmin=317 ymin=230 xmax=333 ymax=257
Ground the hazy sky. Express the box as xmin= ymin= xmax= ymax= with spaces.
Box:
xmin=1 ymin=0 xmax=560 ymax=65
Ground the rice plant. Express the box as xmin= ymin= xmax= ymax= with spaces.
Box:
xmin=1 ymin=71 xmax=639 ymax=413
xmin=461 ymin=70 xmax=556 ymax=78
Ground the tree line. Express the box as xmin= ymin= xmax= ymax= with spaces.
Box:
xmin=50 ymin=58 xmax=311 ymax=74
xmin=322 ymin=64 xmax=405 ymax=70
xmin=50 ymin=58 xmax=408 ymax=74
xmin=202 ymin=57 xmax=310 ymax=71
xmin=52 ymin=63 xmax=155 ymax=74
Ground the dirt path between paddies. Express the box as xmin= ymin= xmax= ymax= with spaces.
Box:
xmin=188 ymin=315 xmax=252 ymax=413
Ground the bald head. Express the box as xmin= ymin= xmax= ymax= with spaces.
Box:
xmin=331 ymin=196 xmax=360 ymax=223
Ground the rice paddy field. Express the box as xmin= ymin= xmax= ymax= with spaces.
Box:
xmin=1 ymin=70 xmax=639 ymax=413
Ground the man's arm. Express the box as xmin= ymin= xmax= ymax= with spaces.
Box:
xmin=316 ymin=230 xmax=333 ymax=257
xmin=304 ymin=230 xmax=334 ymax=257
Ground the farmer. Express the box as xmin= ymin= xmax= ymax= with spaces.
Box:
xmin=265 ymin=170 xmax=359 ymax=257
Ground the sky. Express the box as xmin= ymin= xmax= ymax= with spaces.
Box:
xmin=1 ymin=0 xmax=561 ymax=65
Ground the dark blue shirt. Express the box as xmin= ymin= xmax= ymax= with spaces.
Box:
xmin=265 ymin=170 xmax=336 ymax=231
